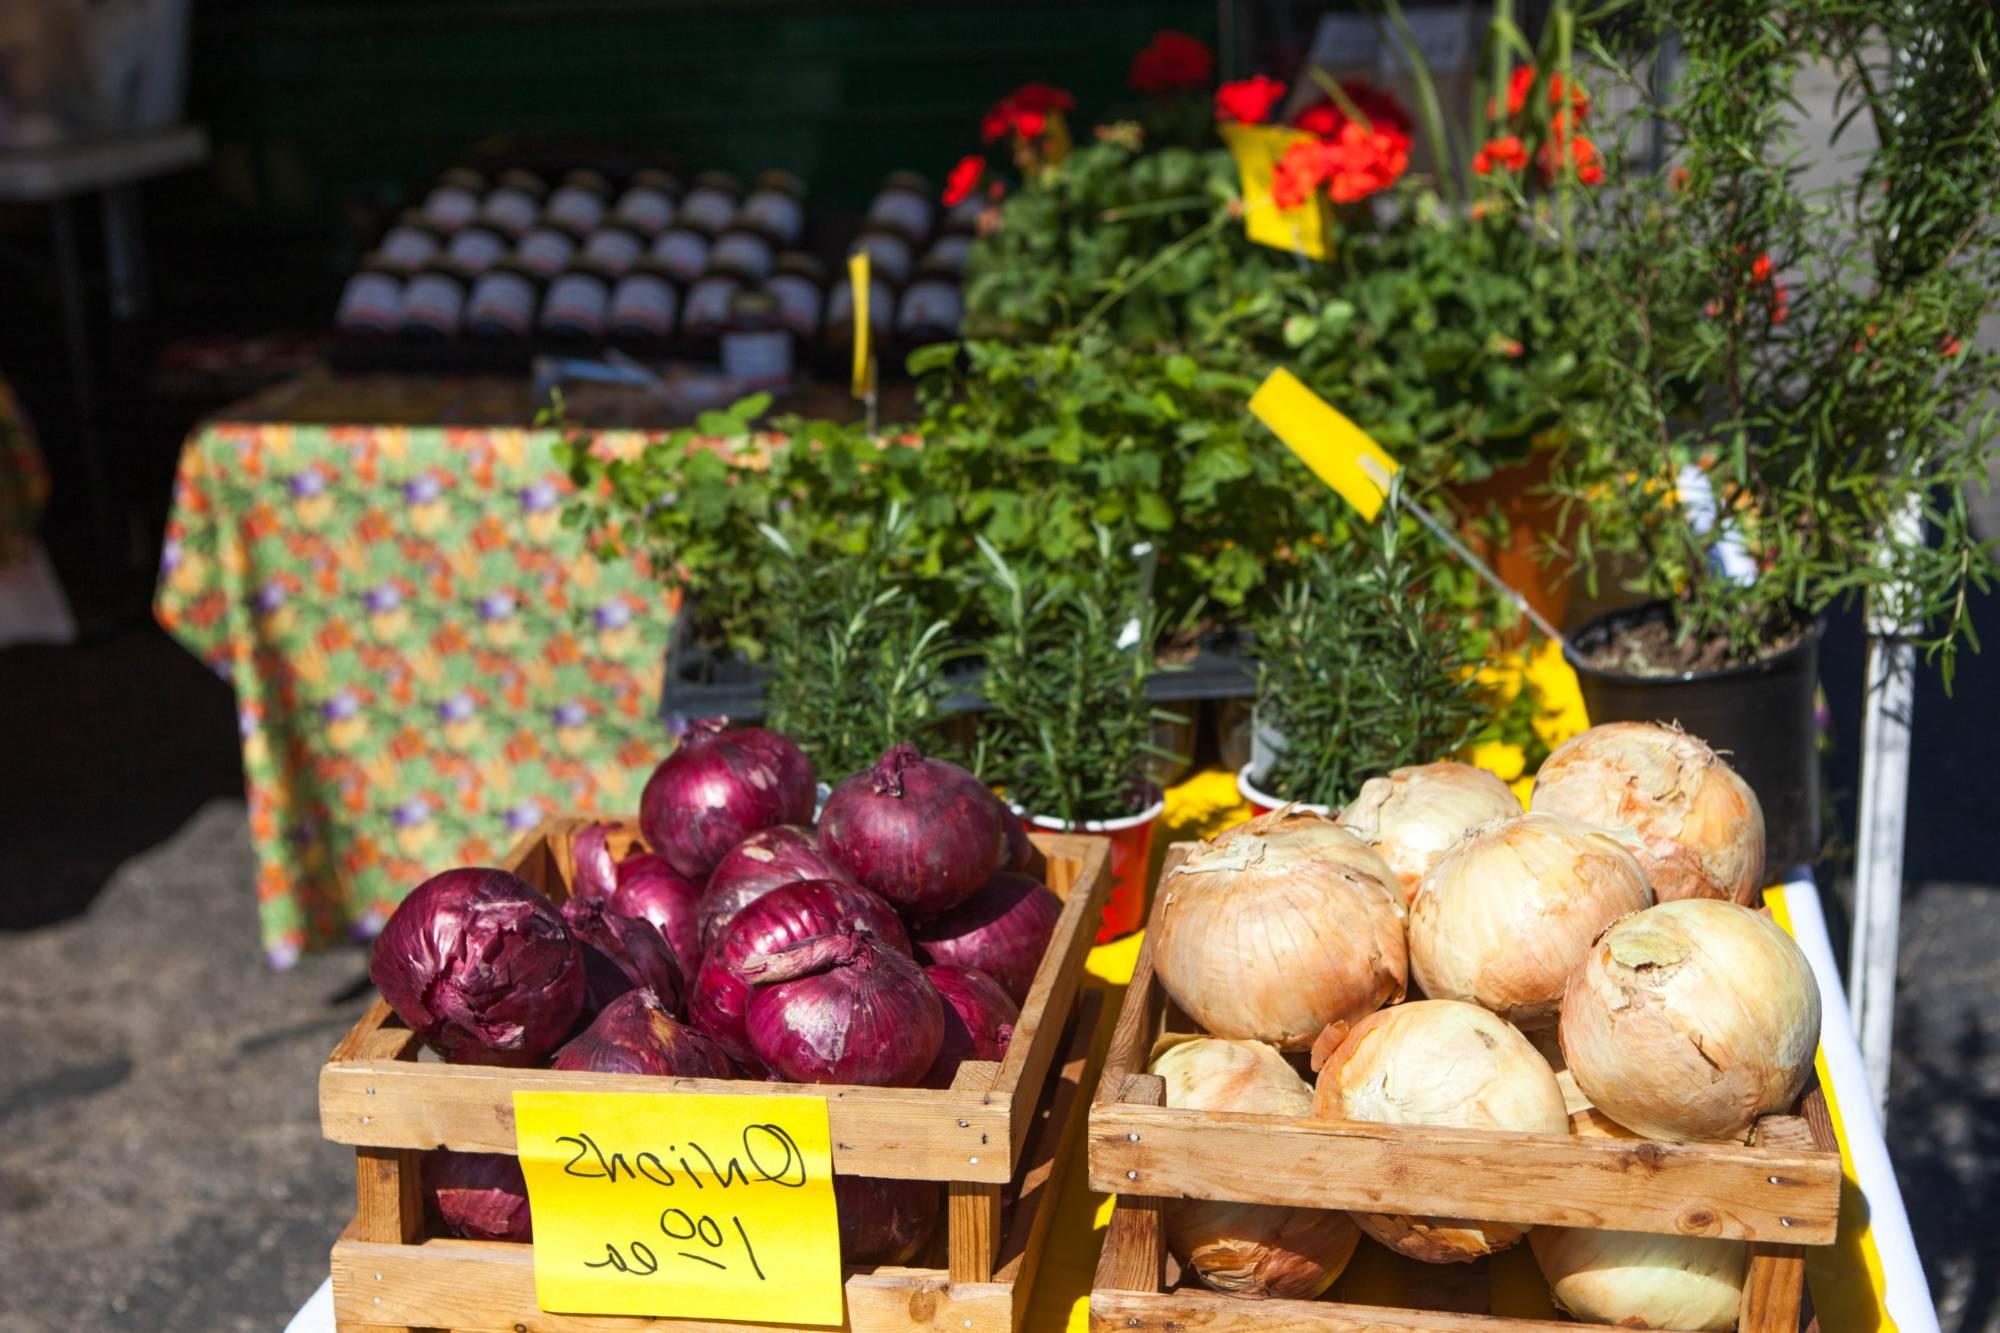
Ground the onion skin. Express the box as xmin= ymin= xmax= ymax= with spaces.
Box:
xmin=609 ymin=854 xmax=705 ymax=986
xmin=909 ymin=871 xmax=1062 ymax=1006
xmin=921 ymin=964 xmax=1018 ymax=1089
xmin=1560 ymin=899 xmax=1820 ymax=1142
xmin=999 ymin=803 xmax=1048 ymax=881
xmin=691 ymin=879 xmax=911 ymax=1063
xmin=818 ymin=744 xmax=1005 ymax=916
xmin=1313 ymin=1000 xmax=1568 ymax=1263
xmin=697 ymin=825 xmax=855 ymax=953
xmin=741 ymin=931 xmax=945 ymax=1087
xmin=1153 ymin=809 xmax=1405 ymax=1051
xmin=424 ymin=1150 xmax=532 ymax=1241
xmin=370 ymin=868 xmax=584 ymax=1067
xmin=639 ymin=720 xmax=816 ymax=882
xmin=1152 ymin=1038 xmax=1359 ymax=1299
xmin=1337 ymin=762 xmax=1522 ymax=904
xmin=1530 ymin=722 xmax=1765 ymax=904
xmin=1529 ymin=1227 xmax=1746 ymax=1330
xmin=1408 ymin=813 xmax=1653 ymax=1030
xmin=551 ymin=987 xmax=735 ymax=1077
xmin=561 ymin=896 xmax=685 ymax=1019
xmin=835 ymin=1175 xmax=942 ymax=1265
xmin=569 ymin=823 xmax=620 ymax=900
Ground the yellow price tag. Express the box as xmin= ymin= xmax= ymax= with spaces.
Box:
xmin=848 ymin=251 xmax=876 ymax=399
xmin=1250 ymin=368 xmax=1401 ymax=520
xmin=514 ymin=1090 xmax=843 ymax=1325
xmin=1220 ymin=123 xmax=1331 ymax=261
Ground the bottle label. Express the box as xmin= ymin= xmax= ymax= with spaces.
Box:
xmin=517 ymin=229 xmax=577 ymax=277
xmin=923 ymin=233 xmax=973 ymax=276
xmin=614 ymin=187 xmax=675 ymax=235
xmin=739 ymin=191 xmax=804 ymax=246
xmin=854 ymin=231 xmax=913 ymax=285
xmin=468 ymin=271 xmax=538 ymax=337
xmin=766 ymin=275 xmax=823 ymax=337
xmin=541 ymin=272 xmax=609 ymax=337
xmin=681 ymin=188 xmax=737 ymax=235
xmin=609 ymin=273 xmax=679 ymax=339
xmin=720 ymin=328 xmax=793 ymax=383
xmin=582 ymin=229 xmax=644 ymax=275
xmin=337 ymin=271 xmax=403 ymax=334
xmin=544 ymin=186 xmax=606 ymax=236
xmin=651 ymin=230 xmax=711 ymax=282
xmin=899 ymin=280 xmax=963 ymax=336
xmin=684 ymin=276 xmax=740 ymax=332
xmin=379 ymin=227 xmax=439 ymax=271
xmin=399 ymin=273 xmax=465 ymax=335
xmin=712 ymin=231 xmax=774 ymax=280
xmin=481 ymin=188 xmax=539 ymax=237
xmin=422 ymin=184 xmax=479 ymax=231
xmin=868 ymin=190 xmax=934 ymax=244
xmin=445 ymin=229 xmax=507 ymax=273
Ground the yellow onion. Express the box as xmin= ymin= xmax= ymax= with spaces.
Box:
xmin=1530 ymin=723 xmax=1764 ymax=904
xmin=1154 ymin=809 xmax=1405 ymax=1051
xmin=1529 ymin=1227 xmax=1746 ymax=1330
xmin=1151 ymin=1038 xmax=1360 ymax=1299
xmin=1408 ymin=813 xmax=1653 ymax=1030
xmin=1337 ymin=762 xmax=1522 ymax=904
xmin=1560 ymin=899 xmax=1820 ymax=1142
xmin=1312 ymin=1000 xmax=1567 ymax=1263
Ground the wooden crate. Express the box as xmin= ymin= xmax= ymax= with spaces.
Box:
xmin=1085 ymin=843 xmax=1844 ymax=1332
xmin=322 ymin=814 xmax=1110 ymax=1333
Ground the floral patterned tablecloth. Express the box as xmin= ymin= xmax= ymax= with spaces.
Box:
xmin=155 ymin=421 xmax=675 ymax=966
xmin=1 ymin=378 xmax=49 ymax=567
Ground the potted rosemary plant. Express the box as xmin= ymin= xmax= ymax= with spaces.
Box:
xmin=1548 ymin=0 xmax=2000 ymax=863
xmin=973 ymin=528 xmax=1182 ymax=941
xmin=1241 ymin=508 xmax=1485 ymax=814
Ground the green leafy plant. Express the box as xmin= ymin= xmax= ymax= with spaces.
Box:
xmin=1548 ymin=0 xmax=2000 ymax=678
xmin=1249 ymin=502 xmax=1485 ymax=808
xmin=758 ymin=507 xmax=962 ymax=779
xmin=973 ymin=528 xmax=1182 ymax=825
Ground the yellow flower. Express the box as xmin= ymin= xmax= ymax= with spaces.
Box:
xmin=1510 ymin=775 xmax=1536 ymax=806
xmin=1473 ymin=659 xmax=1525 ymax=703
xmin=1468 ymin=739 xmax=1527 ymax=783
xmin=1161 ymin=769 xmax=1253 ymax=843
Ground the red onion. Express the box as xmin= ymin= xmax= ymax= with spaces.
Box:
xmin=552 ymin=988 xmax=734 ymax=1077
xmin=742 ymin=931 xmax=945 ymax=1087
xmin=609 ymin=853 xmax=704 ymax=985
xmin=690 ymin=879 xmax=911 ymax=1063
xmin=560 ymin=895 xmax=685 ymax=1019
xmin=424 ymin=1149 xmax=532 ymax=1241
xmin=999 ymin=801 xmax=1048 ymax=880
xmin=910 ymin=871 xmax=1061 ymax=1006
xmin=922 ymin=964 xmax=1018 ymax=1089
xmin=639 ymin=720 xmax=816 ymax=881
xmin=818 ymin=744 xmax=1005 ymax=915
xmin=699 ymin=825 xmax=856 ymax=952
xmin=570 ymin=822 xmax=619 ymax=900
xmin=370 ymin=868 xmax=584 ymax=1066
xmin=836 ymin=1175 xmax=943 ymax=1265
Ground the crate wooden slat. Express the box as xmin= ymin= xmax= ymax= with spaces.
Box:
xmin=330 ymin=985 xmax=1104 ymax=1333
xmin=1085 ymin=841 xmax=1844 ymax=1331
xmin=323 ymin=815 xmax=1109 ymax=1184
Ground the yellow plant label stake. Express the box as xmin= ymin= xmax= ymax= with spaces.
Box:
xmin=514 ymin=1090 xmax=843 ymax=1325
xmin=1249 ymin=368 xmax=1401 ymax=520
xmin=1220 ymin=124 xmax=1331 ymax=261
xmin=848 ymin=251 xmax=876 ymax=400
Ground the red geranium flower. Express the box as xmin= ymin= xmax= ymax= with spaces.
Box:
xmin=1129 ymin=30 xmax=1213 ymax=94
xmin=1472 ymin=134 xmax=1529 ymax=175
xmin=1214 ymin=75 xmax=1287 ymax=125
xmin=1539 ymin=132 xmax=1604 ymax=185
xmin=1271 ymin=139 xmax=1333 ymax=209
xmin=981 ymin=83 xmax=1075 ymax=143
xmin=1499 ymin=66 xmax=1590 ymax=123
xmin=1294 ymin=80 xmax=1411 ymax=142
xmin=942 ymin=154 xmax=986 ymax=207
xmin=1750 ymin=252 xmax=1775 ymax=284
xmin=1324 ymin=120 xmax=1410 ymax=203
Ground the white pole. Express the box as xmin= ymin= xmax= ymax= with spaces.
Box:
xmin=1848 ymin=490 xmax=1922 ymax=1116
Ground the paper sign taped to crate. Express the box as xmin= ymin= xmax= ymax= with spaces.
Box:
xmin=1250 ymin=367 xmax=1401 ymax=520
xmin=1219 ymin=123 xmax=1332 ymax=260
xmin=849 ymin=250 xmax=875 ymax=399
xmin=513 ymin=1089 xmax=843 ymax=1325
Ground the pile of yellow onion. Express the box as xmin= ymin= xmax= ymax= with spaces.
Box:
xmin=1148 ymin=728 xmax=1821 ymax=1330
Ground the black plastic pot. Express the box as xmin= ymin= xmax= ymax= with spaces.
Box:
xmin=1564 ymin=603 xmax=1823 ymax=871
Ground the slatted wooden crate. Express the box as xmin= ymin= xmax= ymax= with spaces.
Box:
xmin=321 ymin=814 xmax=1109 ymax=1332
xmin=1085 ymin=843 xmax=1844 ymax=1332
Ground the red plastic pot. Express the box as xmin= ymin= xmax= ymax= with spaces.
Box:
xmin=1022 ymin=793 xmax=1166 ymax=943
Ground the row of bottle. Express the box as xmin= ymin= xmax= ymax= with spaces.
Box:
xmin=337 ymin=240 xmax=967 ymax=351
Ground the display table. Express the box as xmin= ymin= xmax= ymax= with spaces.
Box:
xmin=154 ymin=413 xmax=676 ymax=965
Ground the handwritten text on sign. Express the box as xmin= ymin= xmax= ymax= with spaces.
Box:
xmin=513 ymin=1090 xmax=844 ymax=1325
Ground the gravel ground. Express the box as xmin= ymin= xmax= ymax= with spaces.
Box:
xmin=0 ymin=803 xmax=1994 ymax=1331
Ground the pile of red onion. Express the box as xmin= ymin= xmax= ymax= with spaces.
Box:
xmin=366 ymin=731 xmax=1055 ymax=1254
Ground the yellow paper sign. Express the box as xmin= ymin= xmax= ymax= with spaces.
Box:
xmin=514 ymin=1090 xmax=843 ymax=1325
xmin=1250 ymin=367 xmax=1401 ymax=521
xmin=1220 ymin=123 xmax=1331 ymax=261
xmin=848 ymin=251 xmax=875 ymax=400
